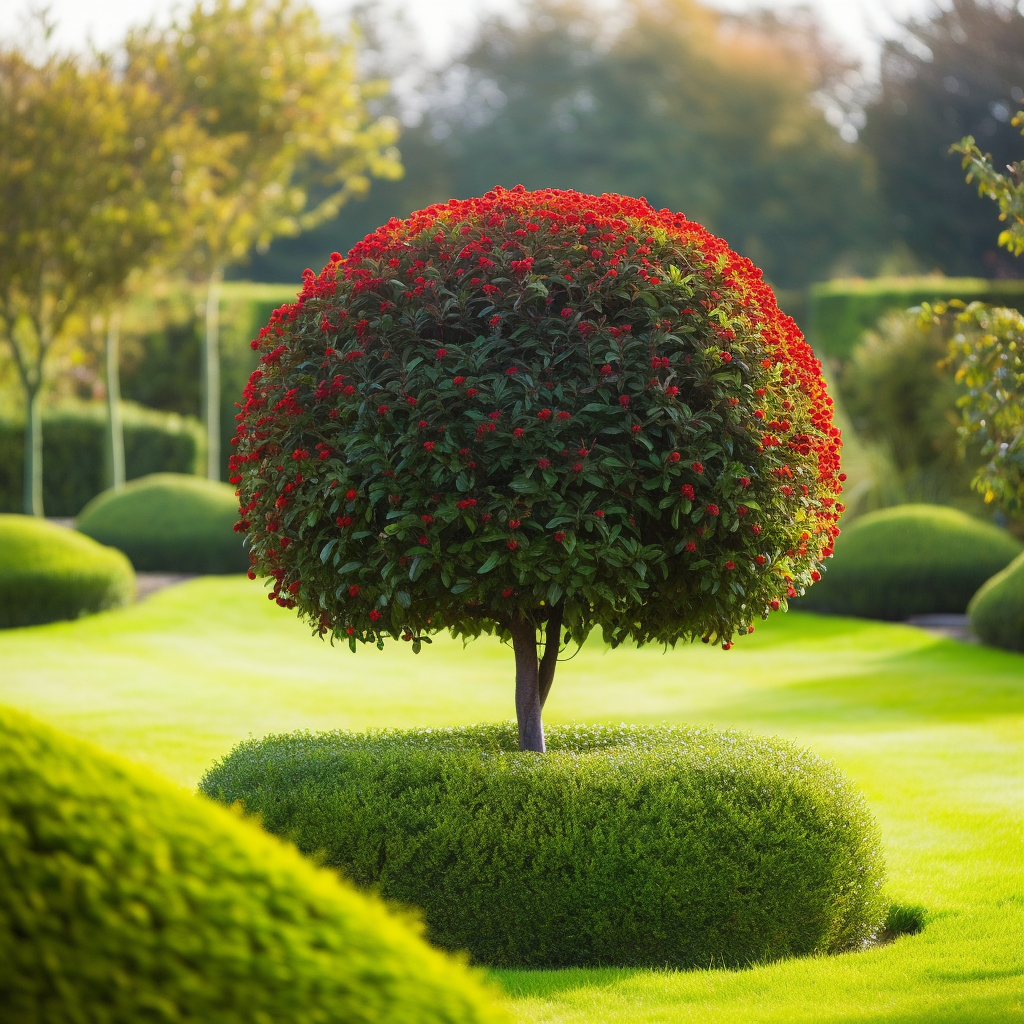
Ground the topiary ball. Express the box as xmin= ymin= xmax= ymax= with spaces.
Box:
xmin=969 ymin=550 xmax=1024 ymax=652
xmin=200 ymin=723 xmax=886 ymax=969
xmin=77 ymin=473 xmax=248 ymax=574
xmin=231 ymin=186 xmax=843 ymax=652
xmin=0 ymin=514 xmax=134 ymax=628
xmin=0 ymin=705 xmax=508 ymax=1024
xmin=798 ymin=503 xmax=1022 ymax=620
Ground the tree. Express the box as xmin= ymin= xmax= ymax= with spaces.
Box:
xmin=860 ymin=0 xmax=1024 ymax=277
xmin=124 ymin=0 xmax=402 ymax=481
xmin=232 ymin=187 xmax=843 ymax=751
xmin=0 ymin=26 xmax=191 ymax=515
xmin=251 ymin=0 xmax=880 ymax=289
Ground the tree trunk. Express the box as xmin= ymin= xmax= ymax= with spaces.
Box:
xmin=510 ymin=604 xmax=564 ymax=752
xmin=23 ymin=383 xmax=43 ymax=516
xmin=203 ymin=268 xmax=223 ymax=481
xmin=105 ymin=311 xmax=125 ymax=491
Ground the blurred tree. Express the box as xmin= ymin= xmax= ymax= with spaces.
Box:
xmin=124 ymin=0 xmax=402 ymax=480
xmin=860 ymin=0 xmax=1024 ymax=278
xmin=255 ymin=0 xmax=880 ymax=289
xmin=0 ymin=20 xmax=193 ymax=515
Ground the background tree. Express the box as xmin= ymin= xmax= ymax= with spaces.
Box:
xmin=124 ymin=0 xmax=402 ymax=481
xmin=250 ymin=0 xmax=880 ymax=290
xmin=0 ymin=24 xmax=192 ymax=515
xmin=232 ymin=187 xmax=843 ymax=751
xmin=860 ymin=0 xmax=1024 ymax=278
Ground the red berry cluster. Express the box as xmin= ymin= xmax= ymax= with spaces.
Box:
xmin=232 ymin=186 xmax=842 ymax=652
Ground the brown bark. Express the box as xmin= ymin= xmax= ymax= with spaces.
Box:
xmin=510 ymin=604 xmax=564 ymax=752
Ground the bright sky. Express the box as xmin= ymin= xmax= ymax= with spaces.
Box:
xmin=1 ymin=0 xmax=935 ymax=70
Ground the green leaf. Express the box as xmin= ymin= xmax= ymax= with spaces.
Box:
xmin=477 ymin=551 xmax=501 ymax=574
xmin=396 ymin=590 xmax=412 ymax=608
xmin=320 ymin=539 xmax=338 ymax=563
xmin=409 ymin=557 xmax=424 ymax=581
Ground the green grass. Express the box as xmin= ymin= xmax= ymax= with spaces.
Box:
xmin=0 ymin=576 xmax=1022 ymax=1023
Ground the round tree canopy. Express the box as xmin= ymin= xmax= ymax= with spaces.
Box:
xmin=232 ymin=187 xmax=843 ymax=652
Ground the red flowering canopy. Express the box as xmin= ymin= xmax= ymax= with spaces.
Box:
xmin=232 ymin=186 xmax=843 ymax=749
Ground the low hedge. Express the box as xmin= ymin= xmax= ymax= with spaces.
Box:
xmin=798 ymin=504 xmax=1022 ymax=620
xmin=200 ymin=722 xmax=886 ymax=970
xmin=969 ymin=551 xmax=1024 ymax=652
xmin=0 ymin=402 xmax=205 ymax=516
xmin=806 ymin=277 xmax=1024 ymax=360
xmin=76 ymin=473 xmax=248 ymax=573
xmin=0 ymin=515 xmax=134 ymax=628
xmin=0 ymin=705 xmax=508 ymax=1024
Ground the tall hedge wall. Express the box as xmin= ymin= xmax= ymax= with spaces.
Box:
xmin=806 ymin=277 xmax=1024 ymax=360
xmin=0 ymin=403 xmax=204 ymax=517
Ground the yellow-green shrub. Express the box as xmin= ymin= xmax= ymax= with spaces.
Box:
xmin=0 ymin=515 xmax=134 ymax=628
xmin=0 ymin=705 xmax=508 ymax=1024
xmin=201 ymin=723 xmax=887 ymax=969
xmin=76 ymin=473 xmax=247 ymax=573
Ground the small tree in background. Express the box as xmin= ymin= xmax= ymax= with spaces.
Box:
xmin=125 ymin=0 xmax=402 ymax=481
xmin=232 ymin=187 xmax=844 ymax=751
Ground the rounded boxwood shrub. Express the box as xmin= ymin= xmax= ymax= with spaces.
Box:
xmin=0 ymin=705 xmax=508 ymax=1024
xmin=76 ymin=472 xmax=248 ymax=573
xmin=0 ymin=514 xmax=134 ymax=628
xmin=200 ymin=723 xmax=886 ymax=969
xmin=798 ymin=503 xmax=1022 ymax=620
xmin=969 ymin=550 xmax=1024 ymax=652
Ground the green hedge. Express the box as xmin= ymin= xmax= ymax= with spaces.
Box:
xmin=200 ymin=723 xmax=886 ymax=970
xmin=76 ymin=473 xmax=248 ymax=574
xmin=798 ymin=504 xmax=1023 ymax=620
xmin=0 ymin=705 xmax=509 ymax=1024
xmin=0 ymin=515 xmax=134 ymax=628
xmin=0 ymin=403 xmax=205 ymax=517
xmin=969 ymin=551 xmax=1024 ymax=653
xmin=806 ymin=277 xmax=1024 ymax=360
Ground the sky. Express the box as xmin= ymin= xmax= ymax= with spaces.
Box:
xmin=1 ymin=0 xmax=938 ymax=71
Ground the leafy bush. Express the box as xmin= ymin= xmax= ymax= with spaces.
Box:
xmin=969 ymin=550 xmax=1024 ymax=652
xmin=836 ymin=309 xmax=980 ymax=510
xmin=806 ymin=277 xmax=1024 ymax=360
xmin=0 ymin=402 xmax=205 ymax=516
xmin=200 ymin=722 xmax=887 ymax=969
xmin=0 ymin=515 xmax=134 ymax=628
xmin=798 ymin=504 xmax=1022 ymax=620
xmin=0 ymin=705 xmax=508 ymax=1024
xmin=76 ymin=473 xmax=248 ymax=573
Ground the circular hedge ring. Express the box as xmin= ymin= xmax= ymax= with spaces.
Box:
xmin=0 ymin=705 xmax=508 ymax=1024
xmin=0 ymin=514 xmax=134 ymax=628
xmin=201 ymin=723 xmax=886 ymax=969
xmin=77 ymin=473 xmax=249 ymax=574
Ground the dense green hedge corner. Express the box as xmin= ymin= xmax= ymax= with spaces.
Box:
xmin=969 ymin=550 xmax=1024 ymax=653
xmin=797 ymin=504 xmax=1022 ymax=620
xmin=0 ymin=705 xmax=509 ymax=1024
xmin=0 ymin=514 xmax=134 ymax=629
xmin=200 ymin=723 xmax=887 ymax=969
xmin=76 ymin=473 xmax=248 ymax=574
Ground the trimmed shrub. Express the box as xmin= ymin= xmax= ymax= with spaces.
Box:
xmin=969 ymin=550 xmax=1024 ymax=652
xmin=76 ymin=473 xmax=248 ymax=574
xmin=798 ymin=504 xmax=1022 ymax=620
xmin=0 ymin=402 xmax=205 ymax=516
xmin=806 ymin=277 xmax=1024 ymax=360
xmin=200 ymin=722 xmax=887 ymax=969
xmin=0 ymin=515 xmax=134 ymax=628
xmin=0 ymin=705 xmax=508 ymax=1024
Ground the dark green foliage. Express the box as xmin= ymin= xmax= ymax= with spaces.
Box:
xmin=0 ymin=515 xmax=134 ymax=628
xmin=837 ymin=309 xmax=981 ymax=509
xmin=798 ymin=504 xmax=1022 ymax=620
xmin=0 ymin=705 xmax=509 ymax=1024
xmin=76 ymin=473 xmax=248 ymax=573
xmin=0 ymin=403 xmax=204 ymax=516
xmin=806 ymin=277 xmax=1024 ymax=360
xmin=881 ymin=903 xmax=928 ymax=941
xmin=969 ymin=550 xmax=1024 ymax=652
xmin=200 ymin=722 xmax=887 ymax=969
xmin=859 ymin=0 xmax=1024 ymax=278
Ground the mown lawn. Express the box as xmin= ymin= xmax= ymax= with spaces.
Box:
xmin=1 ymin=576 xmax=1021 ymax=1023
